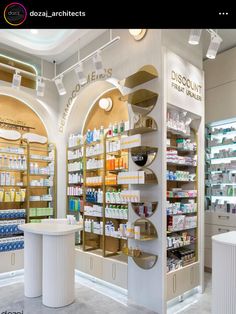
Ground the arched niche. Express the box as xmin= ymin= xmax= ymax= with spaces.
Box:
xmin=65 ymin=79 xmax=128 ymax=137
xmin=0 ymin=94 xmax=47 ymax=137
xmin=0 ymin=86 xmax=58 ymax=142
xmin=83 ymin=88 xmax=128 ymax=134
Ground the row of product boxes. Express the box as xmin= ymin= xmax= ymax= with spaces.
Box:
xmin=0 ymin=236 xmax=24 ymax=252
xmin=29 ymin=207 xmax=53 ymax=217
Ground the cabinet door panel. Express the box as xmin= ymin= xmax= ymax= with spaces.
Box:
xmin=0 ymin=250 xmax=24 ymax=273
xmin=90 ymin=255 xmax=103 ymax=279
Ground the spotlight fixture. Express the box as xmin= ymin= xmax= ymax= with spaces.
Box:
xmin=93 ymin=50 xmax=104 ymax=76
xmin=206 ymin=32 xmax=222 ymax=59
xmin=129 ymin=29 xmax=147 ymax=41
xmin=99 ymin=97 xmax=113 ymax=111
xmin=75 ymin=63 xmax=87 ymax=86
xmin=36 ymin=77 xmax=45 ymax=97
xmin=54 ymin=76 xmax=66 ymax=96
xmin=188 ymin=29 xmax=202 ymax=45
xmin=12 ymin=71 xmax=21 ymax=89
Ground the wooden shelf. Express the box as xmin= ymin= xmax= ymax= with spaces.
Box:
xmin=167 ymin=180 xmax=196 ymax=183
xmin=129 ymin=125 xmax=157 ymax=136
xmin=167 ymin=227 xmax=197 ymax=233
xmin=130 ymin=145 xmax=158 ymax=155
xmin=119 ymin=65 xmax=158 ymax=88
xmin=119 ymin=89 xmax=158 ymax=107
xmin=67 ymin=144 xmax=83 ymax=151
xmin=167 ymin=128 xmax=191 ymax=138
xmin=68 ymin=157 xmax=83 ymax=162
xmin=68 ymin=169 xmax=83 ymax=173
xmin=30 ymin=158 xmax=52 ymax=163
xmin=29 ymin=173 xmax=53 ymax=177
xmin=0 ymin=185 xmax=27 ymax=188
xmin=29 ymin=186 xmax=51 ymax=188
xmin=0 ymin=168 xmax=26 ymax=173
xmin=167 ymin=162 xmax=196 ymax=167
xmin=167 ymin=242 xmax=196 ymax=251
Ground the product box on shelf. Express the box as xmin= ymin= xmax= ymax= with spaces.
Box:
xmin=120 ymin=134 xmax=142 ymax=149
xmin=120 ymin=190 xmax=140 ymax=202
xmin=117 ymin=171 xmax=145 ymax=184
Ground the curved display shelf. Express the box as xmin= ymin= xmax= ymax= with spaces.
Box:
xmin=134 ymin=218 xmax=158 ymax=240
xmin=137 ymin=168 xmax=158 ymax=185
xmin=119 ymin=65 xmax=158 ymax=88
xmin=131 ymin=146 xmax=158 ymax=167
xmin=133 ymin=252 xmax=158 ymax=270
xmin=131 ymin=201 xmax=158 ymax=218
xmin=129 ymin=116 xmax=158 ymax=136
xmin=119 ymin=89 xmax=158 ymax=116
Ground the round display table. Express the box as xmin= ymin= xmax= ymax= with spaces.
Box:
xmin=19 ymin=223 xmax=81 ymax=308
xmin=212 ymin=231 xmax=236 ymax=314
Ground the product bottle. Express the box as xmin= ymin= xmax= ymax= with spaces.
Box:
xmin=119 ymin=120 xmax=125 ymax=134
xmin=86 ymin=129 xmax=91 ymax=144
xmin=30 ymin=163 xmax=34 ymax=174
xmin=22 ymin=156 xmax=26 ymax=169
xmin=113 ymin=122 xmax=118 ymax=136
xmin=93 ymin=128 xmax=97 ymax=142
xmin=100 ymin=126 xmax=104 ymax=140
xmin=5 ymin=156 xmax=9 ymax=168
xmin=11 ymin=175 xmax=15 ymax=186
xmin=108 ymin=123 xmax=113 ymax=137
xmin=9 ymin=156 xmax=12 ymax=169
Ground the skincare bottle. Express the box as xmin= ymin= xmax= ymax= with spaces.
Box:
xmin=113 ymin=122 xmax=118 ymax=136
xmin=119 ymin=120 xmax=125 ymax=134
xmin=108 ymin=123 xmax=112 ymax=137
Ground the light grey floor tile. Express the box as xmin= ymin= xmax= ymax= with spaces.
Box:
xmin=0 ymin=272 xmax=212 ymax=314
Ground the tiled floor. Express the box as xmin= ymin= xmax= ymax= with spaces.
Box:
xmin=0 ymin=271 xmax=212 ymax=314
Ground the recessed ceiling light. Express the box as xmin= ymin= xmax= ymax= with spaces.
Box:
xmin=129 ymin=29 xmax=147 ymax=41
xmin=30 ymin=29 xmax=38 ymax=35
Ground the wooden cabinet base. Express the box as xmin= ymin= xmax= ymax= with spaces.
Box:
xmin=75 ymin=249 xmax=127 ymax=289
xmin=166 ymin=262 xmax=200 ymax=301
xmin=0 ymin=250 xmax=24 ymax=273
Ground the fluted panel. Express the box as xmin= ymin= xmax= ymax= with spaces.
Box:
xmin=24 ymin=232 xmax=42 ymax=297
xmin=212 ymin=237 xmax=236 ymax=314
xmin=42 ymin=233 xmax=75 ymax=307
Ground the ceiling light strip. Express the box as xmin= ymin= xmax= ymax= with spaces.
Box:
xmin=0 ymin=36 xmax=120 ymax=84
xmin=52 ymin=36 xmax=120 ymax=81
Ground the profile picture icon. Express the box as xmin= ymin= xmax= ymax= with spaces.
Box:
xmin=4 ymin=2 xmax=27 ymax=26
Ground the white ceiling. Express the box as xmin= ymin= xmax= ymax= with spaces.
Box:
xmin=0 ymin=29 xmax=236 ymax=64
xmin=0 ymin=29 xmax=108 ymax=63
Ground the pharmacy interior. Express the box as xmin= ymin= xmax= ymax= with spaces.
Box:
xmin=0 ymin=28 xmax=235 ymax=314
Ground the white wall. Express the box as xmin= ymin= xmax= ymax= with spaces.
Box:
xmin=204 ymin=47 xmax=236 ymax=123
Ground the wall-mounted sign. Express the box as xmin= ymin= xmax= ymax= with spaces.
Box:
xmin=166 ymin=50 xmax=204 ymax=115
xmin=59 ymin=68 xmax=112 ymax=133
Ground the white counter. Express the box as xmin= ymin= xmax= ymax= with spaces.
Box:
xmin=212 ymin=231 xmax=236 ymax=314
xmin=19 ymin=223 xmax=81 ymax=236
xmin=19 ymin=222 xmax=82 ymax=308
